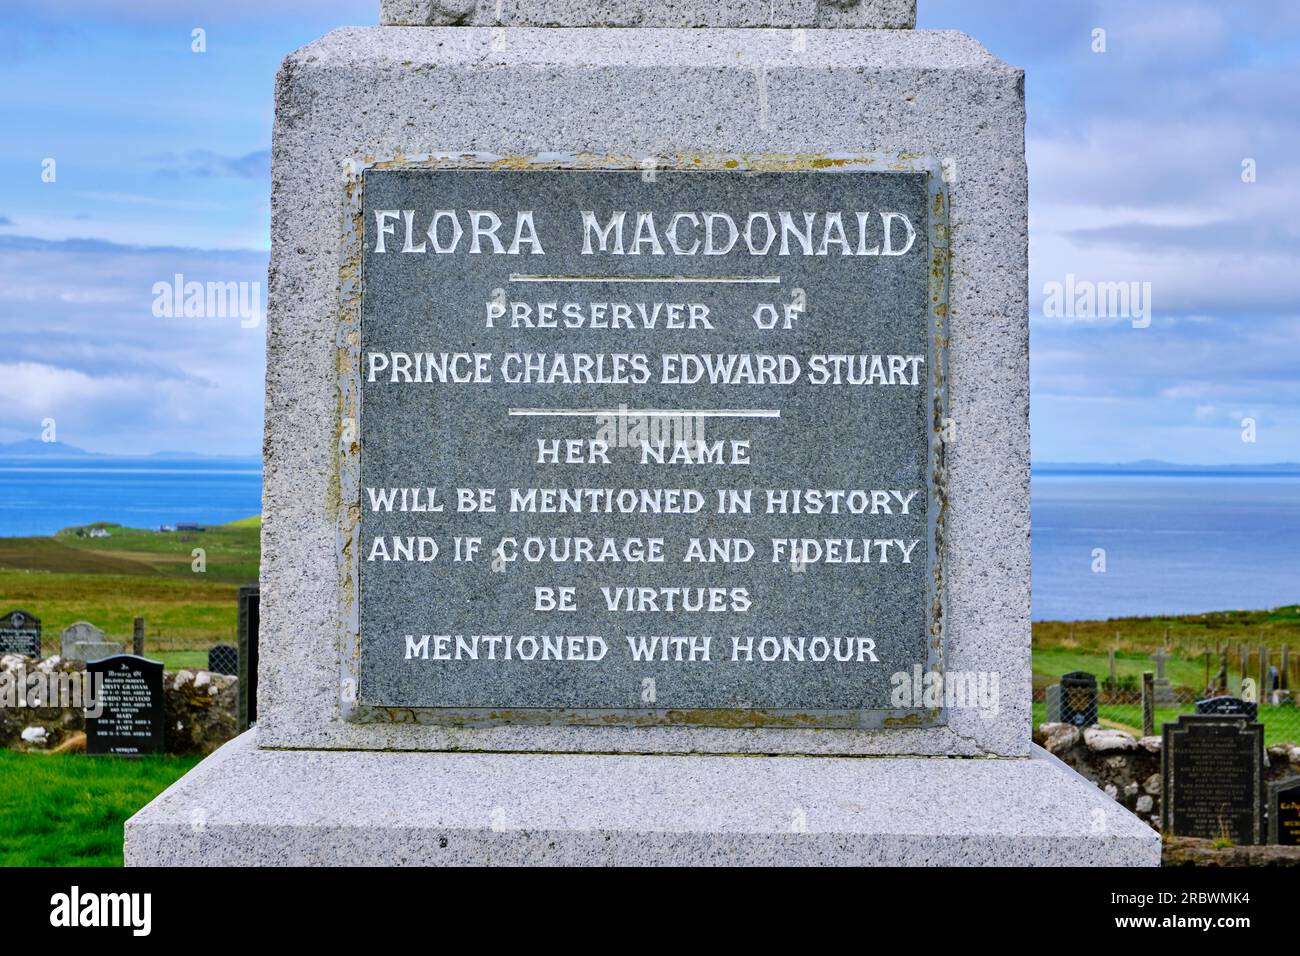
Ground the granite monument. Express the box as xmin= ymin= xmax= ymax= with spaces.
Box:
xmin=125 ymin=0 xmax=1160 ymax=867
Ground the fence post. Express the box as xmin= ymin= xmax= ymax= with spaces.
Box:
xmin=132 ymin=616 xmax=145 ymax=656
xmin=1108 ymin=648 xmax=1117 ymax=692
xmin=1282 ymin=644 xmax=1291 ymax=692
xmin=1259 ymin=644 xmax=1268 ymax=703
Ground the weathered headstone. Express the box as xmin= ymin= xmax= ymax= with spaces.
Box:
xmin=1161 ymin=714 xmax=1264 ymax=844
xmin=0 ymin=609 xmax=41 ymax=657
xmin=1195 ymin=695 xmax=1257 ymax=722
xmin=124 ymin=0 xmax=1159 ymax=867
xmin=60 ymin=621 xmax=124 ymax=662
xmin=1044 ymin=684 xmax=1062 ymax=723
xmin=1059 ymin=671 xmax=1098 ymax=728
xmin=1151 ymin=647 xmax=1175 ymax=705
xmin=1270 ymin=776 xmax=1300 ymax=846
xmin=85 ymin=655 xmax=165 ymax=756
xmin=208 ymin=644 xmax=238 ymax=676
xmin=236 ymin=584 xmax=259 ymax=732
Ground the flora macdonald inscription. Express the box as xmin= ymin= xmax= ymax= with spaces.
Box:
xmin=342 ymin=156 xmax=948 ymax=728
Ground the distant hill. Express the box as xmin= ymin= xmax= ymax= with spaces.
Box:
xmin=1033 ymin=460 xmax=1300 ymax=475
xmin=0 ymin=440 xmax=96 ymax=458
xmin=0 ymin=440 xmax=257 ymax=462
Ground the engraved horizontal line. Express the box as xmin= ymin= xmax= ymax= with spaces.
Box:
xmin=508 ymin=408 xmax=781 ymax=418
xmin=508 ymin=274 xmax=782 ymax=284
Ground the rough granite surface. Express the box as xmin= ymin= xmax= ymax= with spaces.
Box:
xmin=126 ymin=733 xmax=1160 ymax=866
xmin=379 ymin=0 xmax=917 ymax=29
xmin=259 ymin=26 xmax=1029 ymax=756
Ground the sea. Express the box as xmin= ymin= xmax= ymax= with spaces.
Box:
xmin=0 ymin=458 xmax=262 ymax=539
xmin=0 ymin=458 xmax=1296 ymax=622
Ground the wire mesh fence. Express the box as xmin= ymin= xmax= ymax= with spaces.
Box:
xmin=1034 ymin=677 xmax=1300 ymax=747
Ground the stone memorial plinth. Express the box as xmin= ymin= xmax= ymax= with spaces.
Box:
xmin=126 ymin=0 xmax=1159 ymax=866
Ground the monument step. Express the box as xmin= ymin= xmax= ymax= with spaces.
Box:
xmin=126 ymin=731 xmax=1160 ymax=866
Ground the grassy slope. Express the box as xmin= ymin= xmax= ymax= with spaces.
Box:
xmin=0 ymin=519 xmax=259 ymax=649
xmin=0 ymin=751 xmax=201 ymax=866
xmin=1033 ymin=607 xmax=1300 ymax=657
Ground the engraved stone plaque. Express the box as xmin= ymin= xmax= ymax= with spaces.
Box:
xmin=345 ymin=156 xmax=947 ymax=729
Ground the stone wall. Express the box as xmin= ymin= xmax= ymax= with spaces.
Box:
xmin=1035 ymin=722 xmax=1300 ymax=830
xmin=0 ymin=655 xmax=237 ymax=756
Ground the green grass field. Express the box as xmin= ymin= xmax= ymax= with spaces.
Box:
xmin=0 ymin=752 xmax=201 ymax=866
xmin=0 ymin=517 xmax=259 ymax=652
xmin=1033 ymin=606 xmax=1300 ymax=657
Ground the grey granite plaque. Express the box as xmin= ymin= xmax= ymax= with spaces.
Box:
xmin=344 ymin=155 xmax=947 ymax=729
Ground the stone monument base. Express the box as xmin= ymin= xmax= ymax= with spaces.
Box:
xmin=126 ymin=732 xmax=1160 ymax=865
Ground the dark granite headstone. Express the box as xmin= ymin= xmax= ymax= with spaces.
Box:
xmin=237 ymin=584 xmax=259 ymax=731
xmin=85 ymin=655 xmax=164 ymax=756
xmin=1195 ymin=695 xmax=1257 ymax=721
xmin=208 ymin=644 xmax=238 ymax=676
xmin=1161 ymin=714 xmax=1264 ymax=844
xmin=0 ymin=609 xmax=41 ymax=657
xmin=1270 ymin=776 xmax=1300 ymax=846
xmin=1059 ymin=670 xmax=1098 ymax=728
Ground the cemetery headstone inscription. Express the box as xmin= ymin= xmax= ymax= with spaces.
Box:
xmin=0 ymin=609 xmax=41 ymax=657
xmin=1161 ymin=714 xmax=1264 ymax=845
xmin=85 ymin=655 xmax=165 ymax=756
xmin=1270 ymin=777 xmax=1300 ymax=846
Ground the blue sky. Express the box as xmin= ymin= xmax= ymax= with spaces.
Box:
xmin=0 ymin=0 xmax=1296 ymax=462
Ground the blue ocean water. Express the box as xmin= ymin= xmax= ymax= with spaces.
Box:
xmin=0 ymin=458 xmax=1296 ymax=621
xmin=0 ymin=458 xmax=262 ymax=538
xmin=1032 ymin=472 xmax=1300 ymax=621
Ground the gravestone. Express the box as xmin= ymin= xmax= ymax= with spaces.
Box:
xmin=1270 ymin=777 xmax=1300 ymax=846
xmin=208 ymin=645 xmax=238 ymax=676
xmin=85 ymin=655 xmax=165 ymax=756
xmin=124 ymin=0 xmax=1159 ymax=866
xmin=1161 ymin=714 xmax=1264 ymax=845
xmin=236 ymin=584 xmax=259 ymax=731
xmin=1195 ymin=695 xmax=1257 ymax=722
xmin=0 ymin=609 xmax=41 ymax=657
xmin=60 ymin=621 xmax=124 ymax=662
xmin=1150 ymin=647 xmax=1175 ymax=705
xmin=1059 ymin=671 xmax=1098 ymax=728
xmin=1044 ymin=684 xmax=1062 ymax=723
